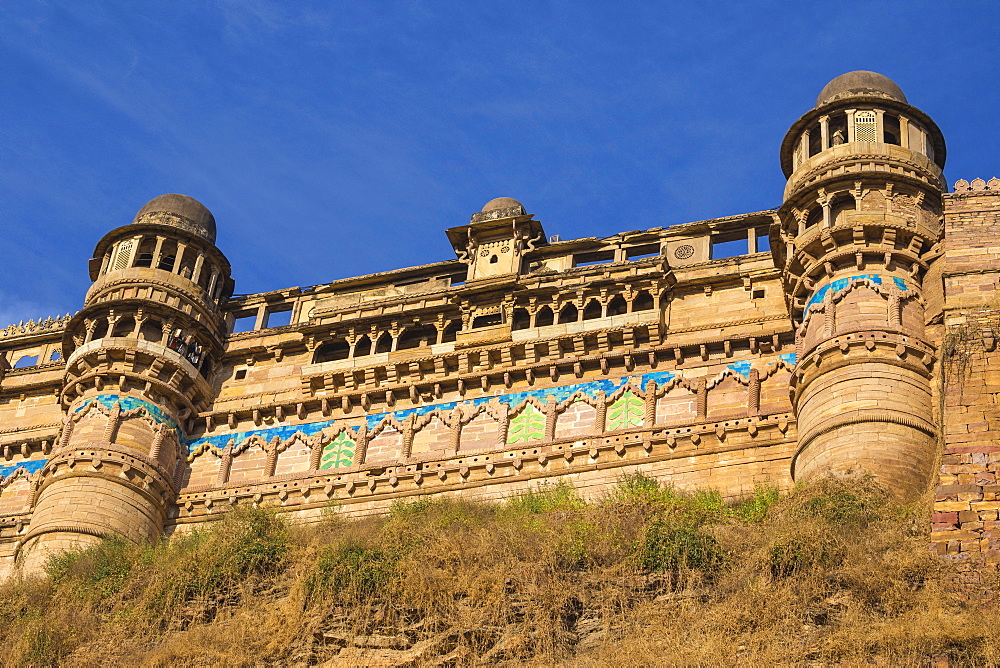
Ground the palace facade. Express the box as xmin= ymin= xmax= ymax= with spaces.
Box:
xmin=1 ymin=71 xmax=998 ymax=576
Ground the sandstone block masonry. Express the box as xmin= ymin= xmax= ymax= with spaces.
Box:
xmin=0 ymin=71 xmax=994 ymax=579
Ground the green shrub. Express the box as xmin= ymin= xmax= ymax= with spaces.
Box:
xmin=307 ymin=542 xmax=397 ymax=600
xmin=733 ymin=486 xmax=781 ymax=523
xmin=44 ymin=537 xmax=141 ymax=602
xmin=641 ymin=518 xmax=724 ymax=572
xmin=506 ymin=481 xmax=586 ymax=515
xmin=143 ymin=505 xmax=289 ymax=611
xmin=802 ymin=482 xmax=887 ymax=525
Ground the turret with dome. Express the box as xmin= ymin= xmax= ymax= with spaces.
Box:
xmin=774 ymin=71 xmax=947 ymax=498
xmin=18 ymin=194 xmax=234 ymax=572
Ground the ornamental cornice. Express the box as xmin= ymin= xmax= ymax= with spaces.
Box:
xmin=84 ymin=276 xmax=225 ymax=327
xmin=792 ymin=332 xmax=936 ymax=388
xmin=785 ymin=155 xmax=945 ymax=201
xmin=38 ymin=445 xmax=176 ymax=498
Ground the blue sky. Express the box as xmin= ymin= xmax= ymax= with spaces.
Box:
xmin=2 ymin=2 xmax=998 ymax=326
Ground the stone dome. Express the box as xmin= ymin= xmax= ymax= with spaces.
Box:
xmin=816 ymin=71 xmax=907 ymax=107
xmin=481 ymin=197 xmax=525 ymax=214
xmin=132 ymin=193 xmax=217 ymax=243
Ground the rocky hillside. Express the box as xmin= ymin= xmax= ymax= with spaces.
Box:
xmin=1 ymin=476 xmax=997 ymax=666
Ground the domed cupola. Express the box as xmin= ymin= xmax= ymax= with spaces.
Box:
xmin=131 ymin=193 xmax=217 ymax=244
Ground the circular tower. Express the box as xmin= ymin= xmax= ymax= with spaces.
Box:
xmin=774 ymin=72 xmax=946 ymax=498
xmin=19 ymin=195 xmax=232 ymax=572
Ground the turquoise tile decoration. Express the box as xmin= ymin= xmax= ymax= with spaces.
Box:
xmin=804 ymin=274 xmax=909 ymax=316
xmin=185 ymin=371 xmax=676 ymax=454
xmin=727 ymin=361 xmax=753 ymax=377
xmin=0 ymin=459 xmax=47 ymax=481
xmin=77 ymin=394 xmax=181 ymax=434
xmin=187 ymin=419 xmax=344 ymax=455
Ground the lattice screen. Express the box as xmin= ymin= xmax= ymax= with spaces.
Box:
xmin=112 ymin=239 xmax=134 ymax=271
xmin=855 ymin=111 xmax=877 ymax=142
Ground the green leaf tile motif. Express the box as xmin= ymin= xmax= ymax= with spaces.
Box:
xmin=507 ymin=403 xmax=546 ymax=444
xmin=320 ymin=431 xmax=356 ymax=470
xmin=608 ymin=390 xmax=643 ymax=431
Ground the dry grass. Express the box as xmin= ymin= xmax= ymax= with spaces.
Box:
xmin=0 ymin=475 xmax=996 ymax=666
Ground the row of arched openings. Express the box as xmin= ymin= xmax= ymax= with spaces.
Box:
xmin=512 ymin=290 xmax=655 ymax=330
xmin=311 ymin=290 xmax=657 ymax=364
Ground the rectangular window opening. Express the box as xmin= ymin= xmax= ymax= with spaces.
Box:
xmin=265 ymin=308 xmax=293 ymax=328
xmin=471 ymin=313 xmax=503 ymax=328
xmin=573 ymin=250 xmax=615 ymax=267
xmin=395 ymin=276 xmax=428 ymax=287
xmin=710 ymin=236 xmax=749 ymax=260
xmin=625 ymin=243 xmax=661 ymax=261
xmin=755 ymin=228 xmax=771 ymax=253
xmin=231 ymin=312 xmax=257 ymax=334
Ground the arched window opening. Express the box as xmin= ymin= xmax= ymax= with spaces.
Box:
xmin=583 ymin=299 xmax=602 ymax=320
xmin=511 ymin=308 xmax=531 ymax=331
xmin=140 ymin=319 xmax=162 ymax=342
xmin=606 ymin=295 xmax=627 ymax=317
xmin=353 ymin=335 xmax=372 ymax=357
xmin=829 ymin=112 xmax=848 ymax=146
xmin=49 ymin=350 xmax=62 ymax=362
xmin=440 ymin=320 xmax=461 ymax=343
xmin=167 ymin=328 xmax=183 ymax=352
xmin=111 ymin=316 xmax=135 ymax=338
xmin=197 ymin=262 xmax=212 ymax=289
xmin=830 ymin=194 xmax=856 ymax=226
xmin=632 ymin=291 xmax=654 ymax=312
xmin=558 ymin=302 xmax=578 ymax=324
xmin=374 ymin=331 xmax=393 ymax=354
xmin=199 ymin=358 xmax=212 ymax=381
xmin=181 ymin=337 xmax=205 ymax=367
xmin=807 ymin=124 xmax=822 ymax=156
xmin=397 ymin=325 xmax=437 ymax=350
xmin=178 ymin=249 xmax=195 ymax=279
xmin=158 ymin=254 xmax=176 ymax=271
xmin=132 ymin=237 xmax=156 ymax=268
xmin=472 ymin=312 xmax=503 ymax=328
xmin=535 ymin=306 xmax=554 ymax=327
xmin=313 ymin=339 xmax=350 ymax=363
